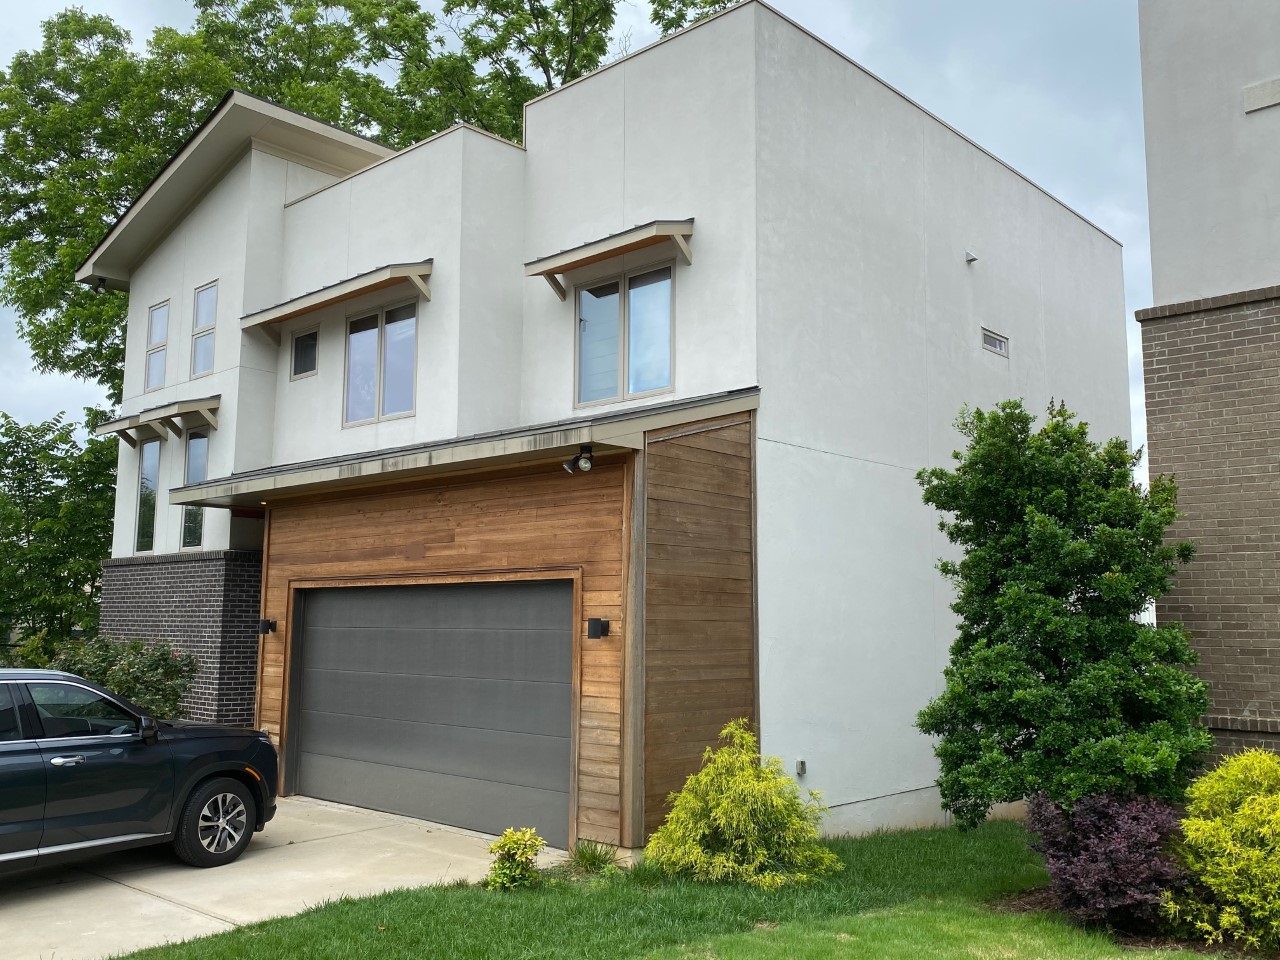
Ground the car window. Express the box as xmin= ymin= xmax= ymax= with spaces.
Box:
xmin=0 ymin=685 xmax=21 ymax=741
xmin=28 ymin=682 xmax=138 ymax=738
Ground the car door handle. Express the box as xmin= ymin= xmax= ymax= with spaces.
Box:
xmin=49 ymin=755 xmax=86 ymax=767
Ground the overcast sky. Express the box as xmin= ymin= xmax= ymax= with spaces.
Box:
xmin=0 ymin=0 xmax=1150 ymax=455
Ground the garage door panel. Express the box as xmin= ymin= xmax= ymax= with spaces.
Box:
xmin=298 ymin=669 xmax=570 ymax=737
xmin=297 ymin=711 xmax=570 ymax=793
xmin=294 ymin=580 xmax=574 ymax=847
xmin=301 ymin=626 xmax=571 ymax=683
xmin=298 ymin=752 xmax=569 ymax=848
xmin=304 ymin=582 xmax=573 ymax=632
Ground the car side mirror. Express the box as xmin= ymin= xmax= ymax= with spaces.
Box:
xmin=140 ymin=715 xmax=159 ymax=745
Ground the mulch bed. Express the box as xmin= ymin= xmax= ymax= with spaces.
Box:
xmin=993 ymin=888 xmax=1277 ymax=957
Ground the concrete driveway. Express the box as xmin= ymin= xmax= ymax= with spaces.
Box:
xmin=0 ymin=797 xmax=507 ymax=960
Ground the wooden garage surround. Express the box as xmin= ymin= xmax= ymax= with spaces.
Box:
xmin=256 ymin=412 xmax=756 ymax=849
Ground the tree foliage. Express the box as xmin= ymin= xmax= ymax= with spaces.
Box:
xmin=0 ymin=413 xmax=115 ymax=648
xmin=915 ymin=400 xmax=1211 ymax=827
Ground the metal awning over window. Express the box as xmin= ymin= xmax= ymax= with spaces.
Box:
xmin=524 ymin=219 xmax=693 ymax=301
xmin=94 ymin=395 xmax=220 ymax=448
xmin=240 ymin=259 xmax=433 ymax=331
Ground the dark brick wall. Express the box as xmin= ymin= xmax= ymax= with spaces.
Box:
xmin=1140 ymin=288 xmax=1280 ymax=756
xmin=100 ymin=550 xmax=262 ymax=725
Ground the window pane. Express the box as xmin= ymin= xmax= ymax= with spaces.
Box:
xmin=345 ymin=315 xmax=379 ymax=423
xmin=577 ymin=281 xmax=620 ymax=403
xmin=194 ymin=283 xmax=217 ymax=331
xmin=186 ymin=432 xmax=208 ymax=484
xmin=145 ymin=348 xmax=166 ymax=390
xmin=0 ymin=685 xmax=21 ymax=742
xmin=136 ymin=440 xmax=159 ymax=552
xmin=148 ymin=303 xmax=169 ymax=347
xmin=191 ymin=331 xmax=214 ymax=376
xmin=381 ymin=305 xmax=416 ymax=416
xmin=627 ymin=267 xmax=672 ymax=394
xmin=292 ymin=330 xmax=318 ymax=377
xmin=181 ymin=506 xmax=204 ymax=549
xmin=29 ymin=683 xmax=137 ymax=738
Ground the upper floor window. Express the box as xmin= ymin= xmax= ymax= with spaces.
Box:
xmin=135 ymin=439 xmax=160 ymax=552
xmin=291 ymin=329 xmax=318 ymax=379
xmin=576 ymin=265 xmax=673 ymax=405
xmin=191 ymin=282 xmax=217 ymax=377
xmin=145 ymin=302 xmax=169 ymax=391
xmin=181 ymin=432 xmax=208 ymax=549
xmin=344 ymin=302 xmax=417 ymax=425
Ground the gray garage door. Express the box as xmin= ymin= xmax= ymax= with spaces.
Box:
xmin=291 ymin=580 xmax=573 ymax=847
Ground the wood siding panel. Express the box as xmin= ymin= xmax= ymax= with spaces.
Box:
xmin=258 ymin=461 xmax=627 ymax=847
xmin=643 ymin=415 xmax=757 ymax=836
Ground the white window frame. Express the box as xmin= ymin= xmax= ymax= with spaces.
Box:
xmin=342 ymin=297 xmax=419 ymax=427
xmin=190 ymin=280 xmax=218 ymax=379
xmin=981 ymin=327 xmax=1010 ymax=358
xmin=290 ymin=326 xmax=320 ymax=381
xmin=180 ymin=430 xmax=209 ymax=551
xmin=572 ymin=259 xmax=676 ymax=409
xmin=144 ymin=301 xmax=169 ymax=392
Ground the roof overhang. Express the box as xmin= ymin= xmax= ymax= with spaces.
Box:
xmin=94 ymin=395 xmax=220 ymax=448
xmin=524 ymin=219 xmax=694 ymax=301
xmin=76 ymin=91 xmax=394 ymax=292
xmin=170 ymin=387 xmax=758 ymax=508
xmin=241 ymin=260 xmax=433 ymax=332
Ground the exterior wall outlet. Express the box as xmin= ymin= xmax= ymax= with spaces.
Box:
xmin=795 ymin=758 xmax=807 ymax=777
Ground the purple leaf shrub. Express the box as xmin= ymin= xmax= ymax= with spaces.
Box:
xmin=1026 ymin=792 xmax=1183 ymax=928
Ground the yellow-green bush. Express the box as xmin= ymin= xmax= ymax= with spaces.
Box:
xmin=644 ymin=719 xmax=842 ymax=889
xmin=484 ymin=827 xmax=545 ymax=891
xmin=1163 ymin=749 xmax=1280 ymax=950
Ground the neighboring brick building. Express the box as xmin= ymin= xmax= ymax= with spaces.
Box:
xmin=99 ymin=550 xmax=261 ymax=724
xmin=1139 ymin=289 xmax=1280 ymax=753
xmin=1138 ymin=3 xmax=1280 ymax=754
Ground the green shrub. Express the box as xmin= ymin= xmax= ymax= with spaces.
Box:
xmin=566 ymin=839 xmax=619 ymax=875
xmin=644 ymin=719 xmax=842 ymax=889
xmin=1163 ymin=749 xmax=1280 ymax=951
xmin=485 ymin=827 xmax=545 ymax=891
xmin=50 ymin=635 xmax=197 ymax=718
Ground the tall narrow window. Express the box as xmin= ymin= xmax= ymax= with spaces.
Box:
xmin=343 ymin=302 xmax=417 ymax=424
xmin=136 ymin=439 xmax=160 ymax=552
xmin=576 ymin=265 xmax=673 ymax=405
xmin=191 ymin=282 xmax=217 ymax=377
xmin=182 ymin=432 xmax=208 ymax=549
xmin=145 ymin=302 xmax=169 ymax=391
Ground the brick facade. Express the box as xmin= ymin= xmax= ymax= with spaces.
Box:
xmin=100 ymin=550 xmax=263 ymax=725
xmin=1139 ymin=287 xmax=1280 ymax=754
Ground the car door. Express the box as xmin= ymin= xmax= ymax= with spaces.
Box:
xmin=28 ymin=680 xmax=173 ymax=851
xmin=0 ymin=682 xmax=44 ymax=866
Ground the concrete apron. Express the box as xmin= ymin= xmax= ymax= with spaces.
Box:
xmin=0 ymin=796 xmax=556 ymax=960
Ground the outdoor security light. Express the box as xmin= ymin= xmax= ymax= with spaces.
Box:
xmin=563 ymin=445 xmax=594 ymax=474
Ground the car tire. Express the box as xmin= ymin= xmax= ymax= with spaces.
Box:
xmin=173 ymin=777 xmax=256 ymax=868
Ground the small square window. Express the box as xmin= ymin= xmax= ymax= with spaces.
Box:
xmin=981 ymin=329 xmax=1009 ymax=357
xmin=292 ymin=330 xmax=318 ymax=379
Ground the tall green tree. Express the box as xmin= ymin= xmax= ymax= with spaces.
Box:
xmin=916 ymin=400 xmax=1211 ymax=828
xmin=0 ymin=413 xmax=115 ymax=648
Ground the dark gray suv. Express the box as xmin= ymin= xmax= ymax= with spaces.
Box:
xmin=0 ymin=669 xmax=277 ymax=875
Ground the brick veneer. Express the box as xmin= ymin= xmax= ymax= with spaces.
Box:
xmin=1139 ymin=287 xmax=1280 ymax=754
xmin=99 ymin=550 xmax=263 ymax=725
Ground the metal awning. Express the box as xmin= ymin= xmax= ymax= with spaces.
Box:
xmin=170 ymin=387 xmax=757 ymax=508
xmin=94 ymin=395 xmax=220 ymax=448
xmin=240 ymin=259 xmax=432 ymax=331
xmin=524 ymin=219 xmax=693 ymax=301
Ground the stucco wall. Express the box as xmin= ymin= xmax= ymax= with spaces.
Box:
xmin=750 ymin=4 xmax=1130 ymax=831
xmin=1140 ymin=0 xmax=1280 ymax=303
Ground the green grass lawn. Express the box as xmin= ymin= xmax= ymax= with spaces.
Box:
xmin=121 ymin=822 xmax=1211 ymax=960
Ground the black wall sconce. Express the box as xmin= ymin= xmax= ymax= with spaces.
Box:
xmin=586 ymin=618 xmax=610 ymax=639
xmin=257 ymin=619 xmax=277 ymax=635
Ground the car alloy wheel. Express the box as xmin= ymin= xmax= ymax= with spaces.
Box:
xmin=198 ymin=792 xmax=247 ymax=854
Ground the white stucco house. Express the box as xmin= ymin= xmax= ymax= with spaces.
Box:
xmin=80 ymin=2 xmax=1129 ymax=851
